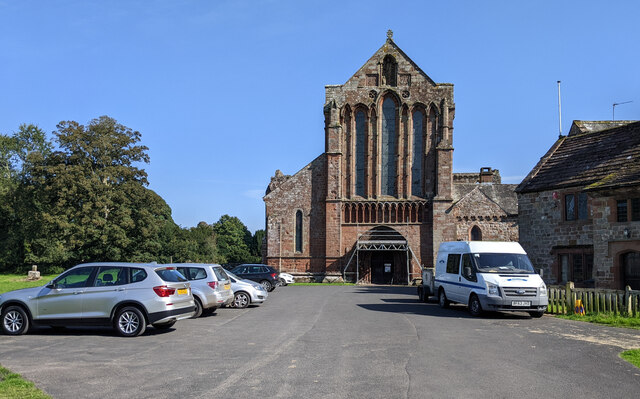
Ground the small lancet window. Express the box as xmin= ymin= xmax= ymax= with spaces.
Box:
xmin=382 ymin=55 xmax=397 ymax=86
xmin=295 ymin=210 xmax=303 ymax=253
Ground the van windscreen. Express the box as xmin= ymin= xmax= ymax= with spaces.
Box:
xmin=472 ymin=253 xmax=535 ymax=274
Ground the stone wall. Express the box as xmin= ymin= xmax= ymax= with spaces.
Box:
xmin=518 ymin=188 xmax=640 ymax=288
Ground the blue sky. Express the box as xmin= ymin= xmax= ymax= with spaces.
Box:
xmin=1 ymin=1 xmax=638 ymax=233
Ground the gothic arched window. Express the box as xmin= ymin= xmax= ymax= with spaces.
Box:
xmin=355 ymin=110 xmax=366 ymax=197
xmin=381 ymin=97 xmax=397 ymax=196
xmin=411 ymin=109 xmax=425 ymax=197
xmin=295 ymin=210 xmax=303 ymax=253
xmin=382 ymin=55 xmax=397 ymax=87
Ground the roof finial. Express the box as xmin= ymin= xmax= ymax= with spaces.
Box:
xmin=386 ymin=29 xmax=393 ymax=40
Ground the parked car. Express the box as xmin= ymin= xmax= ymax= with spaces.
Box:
xmin=230 ymin=264 xmax=279 ymax=292
xmin=0 ymin=262 xmax=195 ymax=337
xmin=278 ymin=272 xmax=295 ymax=286
xmin=170 ymin=264 xmax=234 ymax=318
xmin=225 ymin=271 xmax=268 ymax=308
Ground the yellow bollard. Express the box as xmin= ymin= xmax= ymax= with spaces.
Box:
xmin=575 ymin=299 xmax=585 ymax=316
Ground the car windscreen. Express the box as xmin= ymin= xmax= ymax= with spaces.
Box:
xmin=155 ymin=268 xmax=188 ymax=282
xmin=225 ymin=271 xmax=238 ymax=283
xmin=212 ymin=267 xmax=229 ymax=281
xmin=472 ymin=253 xmax=535 ymax=274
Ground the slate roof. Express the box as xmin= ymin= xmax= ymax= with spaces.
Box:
xmin=516 ymin=121 xmax=640 ymax=194
xmin=452 ymin=183 xmax=519 ymax=215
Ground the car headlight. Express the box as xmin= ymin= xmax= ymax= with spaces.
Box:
xmin=486 ymin=282 xmax=500 ymax=297
xmin=539 ymin=283 xmax=547 ymax=297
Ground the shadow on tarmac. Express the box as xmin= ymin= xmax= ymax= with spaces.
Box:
xmin=353 ymin=285 xmax=534 ymax=320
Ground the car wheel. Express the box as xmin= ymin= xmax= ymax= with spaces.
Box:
xmin=260 ymin=280 xmax=272 ymax=292
xmin=528 ymin=311 xmax=545 ymax=318
xmin=191 ymin=298 xmax=203 ymax=319
xmin=233 ymin=292 xmax=250 ymax=309
xmin=152 ymin=321 xmax=176 ymax=330
xmin=2 ymin=305 xmax=29 ymax=336
xmin=438 ymin=289 xmax=449 ymax=309
xmin=115 ymin=306 xmax=146 ymax=337
xmin=468 ymin=294 xmax=483 ymax=317
xmin=417 ymin=287 xmax=424 ymax=302
xmin=279 ymin=278 xmax=287 ymax=287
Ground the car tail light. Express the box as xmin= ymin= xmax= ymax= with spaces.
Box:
xmin=207 ymin=281 xmax=218 ymax=290
xmin=153 ymin=286 xmax=176 ymax=297
xmin=271 ymin=273 xmax=277 ymax=279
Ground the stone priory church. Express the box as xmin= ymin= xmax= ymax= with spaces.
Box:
xmin=263 ymin=32 xmax=518 ymax=284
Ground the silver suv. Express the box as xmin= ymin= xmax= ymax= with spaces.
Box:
xmin=0 ymin=262 xmax=195 ymax=337
xmin=171 ymin=264 xmax=234 ymax=317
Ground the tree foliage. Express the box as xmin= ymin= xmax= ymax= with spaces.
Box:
xmin=213 ymin=215 xmax=261 ymax=264
xmin=0 ymin=117 xmax=263 ymax=273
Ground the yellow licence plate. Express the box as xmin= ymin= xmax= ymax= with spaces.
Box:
xmin=224 ymin=284 xmax=230 ymax=290
xmin=177 ymin=288 xmax=188 ymax=295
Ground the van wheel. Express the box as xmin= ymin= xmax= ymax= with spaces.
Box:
xmin=529 ymin=311 xmax=545 ymax=318
xmin=469 ymin=294 xmax=483 ymax=317
xmin=2 ymin=305 xmax=29 ymax=335
xmin=438 ymin=290 xmax=449 ymax=308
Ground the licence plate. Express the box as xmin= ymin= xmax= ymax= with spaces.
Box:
xmin=224 ymin=284 xmax=230 ymax=290
xmin=512 ymin=301 xmax=531 ymax=307
xmin=177 ymin=288 xmax=188 ymax=295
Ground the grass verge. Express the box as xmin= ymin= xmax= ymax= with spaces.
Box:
xmin=555 ymin=313 xmax=640 ymax=329
xmin=290 ymin=282 xmax=355 ymax=286
xmin=0 ymin=274 xmax=56 ymax=294
xmin=0 ymin=366 xmax=50 ymax=399
xmin=620 ymin=349 xmax=640 ymax=369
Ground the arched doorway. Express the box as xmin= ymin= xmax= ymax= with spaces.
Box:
xmin=356 ymin=226 xmax=408 ymax=284
xmin=470 ymin=226 xmax=482 ymax=241
xmin=622 ymin=251 xmax=640 ymax=290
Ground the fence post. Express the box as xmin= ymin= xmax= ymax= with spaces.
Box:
xmin=565 ymin=281 xmax=574 ymax=315
xmin=626 ymin=286 xmax=632 ymax=316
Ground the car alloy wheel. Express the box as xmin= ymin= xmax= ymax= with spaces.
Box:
xmin=234 ymin=292 xmax=250 ymax=309
xmin=260 ymin=280 xmax=272 ymax=291
xmin=2 ymin=306 xmax=29 ymax=335
xmin=116 ymin=307 xmax=146 ymax=337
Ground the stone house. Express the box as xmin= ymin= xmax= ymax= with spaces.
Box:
xmin=516 ymin=120 xmax=640 ymax=289
xmin=263 ymin=33 xmax=518 ymax=283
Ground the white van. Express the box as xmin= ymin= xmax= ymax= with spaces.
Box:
xmin=433 ymin=241 xmax=547 ymax=317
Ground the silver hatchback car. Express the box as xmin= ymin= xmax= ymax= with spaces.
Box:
xmin=171 ymin=264 xmax=234 ymax=317
xmin=226 ymin=271 xmax=268 ymax=308
xmin=0 ymin=262 xmax=195 ymax=337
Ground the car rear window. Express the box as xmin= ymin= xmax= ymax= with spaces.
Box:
xmin=212 ymin=267 xmax=229 ymax=281
xmin=155 ymin=268 xmax=187 ymax=282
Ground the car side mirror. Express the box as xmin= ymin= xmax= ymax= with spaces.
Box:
xmin=538 ymin=268 xmax=544 ymax=277
xmin=46 ymin=282 xmax=57 ymax=289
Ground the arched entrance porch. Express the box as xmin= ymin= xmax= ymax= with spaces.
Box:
xmin=343 ymin=226 xmax=417 ymax=285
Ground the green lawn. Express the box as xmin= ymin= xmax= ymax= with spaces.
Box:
xmin=0 ymin=366 xmax=50 ymax=399
xmin=620 ymin=349 xmax=640 ymax=369
xmin=0 ymin=274 xmax=56 ymax=294
xmin=555 ymin=313 xmax=640 ymax=330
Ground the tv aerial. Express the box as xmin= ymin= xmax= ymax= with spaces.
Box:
xmin=612 ymin=101 xmax=632 ymax=120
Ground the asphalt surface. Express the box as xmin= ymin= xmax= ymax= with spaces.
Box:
xmin=1 ymin=285 xmax=640 ymax=398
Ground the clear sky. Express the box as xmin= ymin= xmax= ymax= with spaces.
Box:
xmin=1 ymin=1 xmax=638 ymax=233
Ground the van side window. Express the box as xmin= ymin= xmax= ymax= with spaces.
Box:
xmin=461 ymin=254 xmax=477 ymax=282
xmin=446 ymin=254 xmax=461 ymax=274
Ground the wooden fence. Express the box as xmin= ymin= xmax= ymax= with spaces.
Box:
xmin=547 ymin=282 xmax=640 ymax=316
